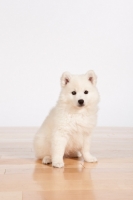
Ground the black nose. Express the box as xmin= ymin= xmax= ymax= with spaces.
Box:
xmin=78 ymin=99 xmax=84 ymax=105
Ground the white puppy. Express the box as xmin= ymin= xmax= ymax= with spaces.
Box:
xmin=34 ymin=70 xmax=100 ymax=168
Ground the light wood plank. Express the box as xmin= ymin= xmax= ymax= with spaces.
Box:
xmin=0 ymin=179 xmax=132 ymax=191
xmin=23 ymin=190 xmax=133 ymax=200
xmin=0 ymin=192 xmax=22 ymax=200
xmin=0 ymin=169 xmax=5 ymax=174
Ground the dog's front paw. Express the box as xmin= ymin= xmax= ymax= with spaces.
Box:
xmin=42 ymin=156 xmax=52 ymax=164
xmin=52 ymin=159 xmax=64 ymax=168
xmin=84 ymin=154 xmax=98 ymax=163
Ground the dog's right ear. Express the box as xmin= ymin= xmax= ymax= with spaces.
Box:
xmin=86 ymin=70 xmax=97 ymax=86
xmin=61 ymin=72 xmax=71 ymax=87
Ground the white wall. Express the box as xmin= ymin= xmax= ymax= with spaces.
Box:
xmin=0 ymin=0 xmax=133 ymax=127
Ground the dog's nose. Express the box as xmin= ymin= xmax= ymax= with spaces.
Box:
xmin=78 ymin=99 xmax=84 ymax=105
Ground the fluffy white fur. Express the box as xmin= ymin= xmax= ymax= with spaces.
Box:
xmin=34 ymin=70 xmax=100 ymax=168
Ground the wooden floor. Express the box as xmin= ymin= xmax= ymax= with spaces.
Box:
xmin=0 ymin=127 xmax=133 ymax=200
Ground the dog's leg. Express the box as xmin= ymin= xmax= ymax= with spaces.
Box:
xmin=52 ymin=135 xmax=68 ymax=168
xmin=34 ymin=134 xmax=51 ymax=160
xmin=82 ymin=134 xmax=97 ymax=163
xmin=42 ymin=156 xmax=52 ymax=164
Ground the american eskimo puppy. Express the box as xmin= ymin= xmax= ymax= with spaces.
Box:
xmin=34 ymin=70 xmax=100 ymax=168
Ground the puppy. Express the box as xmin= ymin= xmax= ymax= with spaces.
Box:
xmin=34 ymin=70 xmax=100 ymax=168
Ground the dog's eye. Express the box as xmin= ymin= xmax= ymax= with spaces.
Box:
xmin=84 ymin=90 xmax=88 ymax=94
xmin=72 ymin=91 xmax=76 ymax=95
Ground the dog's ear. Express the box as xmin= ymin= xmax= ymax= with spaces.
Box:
xmin=61 ymin=72 xmax=71 ymax=87
xmin=86 ymin=70 xmax=97 ymax=86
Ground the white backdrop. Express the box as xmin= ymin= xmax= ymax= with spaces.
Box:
xmin=0 ymin=0 xmax=133 ymax=127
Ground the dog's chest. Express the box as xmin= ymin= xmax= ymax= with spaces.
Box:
xmin=65 ymin=114 xmax=88 ymax=151
xmin=65 ymin=113 xmax=94 ymax=152
xmin=68 ymin=113 xmax=90 ymax=134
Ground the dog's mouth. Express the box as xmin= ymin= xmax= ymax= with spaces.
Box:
xmin=78 ymin=104 xmax=85 ymax=107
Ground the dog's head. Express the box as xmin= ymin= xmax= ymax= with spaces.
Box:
xmin=60 ymin=70 xmax=99 ymax=109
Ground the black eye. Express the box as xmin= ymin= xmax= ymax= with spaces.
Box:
xmin=84 ymin=90 xmax=88 ymax=94
xmin=72 ymin=91 xmax=76 ymax=95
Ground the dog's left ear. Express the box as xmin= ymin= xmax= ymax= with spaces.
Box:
xmin=86 ymin=70 xmax=97 ymax=86
xmin=61 ymin=71 xmax=71 ymax=87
